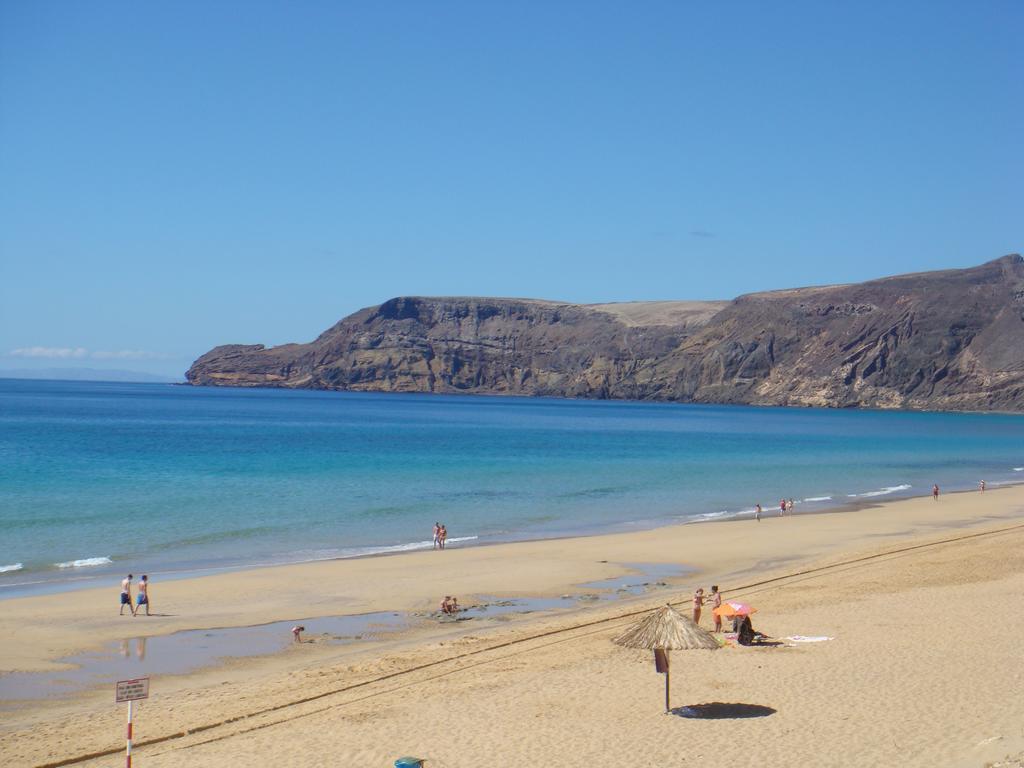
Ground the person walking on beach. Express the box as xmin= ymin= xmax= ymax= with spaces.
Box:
xmin=439 ymin=524 xmax=448 ymax=550
xmin=119 ymin=574 xmax=134 ymax=615
xmin=692 ymin=587 xmax=704 ymax=625
xmin=779 ymin=499 xmax=786 ymax=517
xmin=979 ymin=480 xmax=986 ymax=493
xmin=135 ymin=575 xmax=150 ymax=616
xmin=787 ymin=498 xmax=795 ymax=514
xmin=932 ymin=484 xmax=940 ymax=501
xmin=754 ymin=504 xmax=762 ymax=522
xmin=709 ymin=585 xmax=722 ymax=632
xmin=433 ymin=522 xmax=441 ymax=550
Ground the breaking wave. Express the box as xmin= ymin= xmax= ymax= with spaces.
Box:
xmin=55 ymin=556 xmax=113 ymax=569
xmin=846 ymin=484 xmax=912 ymax=499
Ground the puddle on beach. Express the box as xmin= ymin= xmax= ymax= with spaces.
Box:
xmin=456 ymin=562 xmax=688 ymax=619
xmin=0 ymin=562 xmax=689 ymax=702
xmin=578 ymin=562 xmax=690 ymax=599
xmin=0 ymin=611 xmax=408 ymax=702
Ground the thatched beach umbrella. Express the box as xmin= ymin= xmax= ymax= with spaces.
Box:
xmin=613 ymin=603 xmax=719 ymax=712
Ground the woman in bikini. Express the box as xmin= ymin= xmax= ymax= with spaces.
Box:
xmin=692 ymin=587 xmax=704 ymax=625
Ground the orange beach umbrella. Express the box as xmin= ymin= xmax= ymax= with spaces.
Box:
xmin=712 ymin=601 xmax=757 ymax=618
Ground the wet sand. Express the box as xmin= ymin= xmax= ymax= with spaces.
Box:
xmin=2 ymin=485 xmax=1024 ymax=767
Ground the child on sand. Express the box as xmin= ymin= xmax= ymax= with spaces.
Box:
xmin=292 ymin=625 xmax=305 ymax=642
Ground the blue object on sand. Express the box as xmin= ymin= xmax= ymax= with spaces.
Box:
xmin=394 ymin=758 xmax=424 ymax=768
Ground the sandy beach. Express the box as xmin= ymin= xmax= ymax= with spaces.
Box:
xmin=3 ymin=485 xmax=1024 ymax=767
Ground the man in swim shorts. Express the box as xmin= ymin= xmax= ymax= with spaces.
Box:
xmin=135 ymin=574 xmax=150 ymax=616
xmin=120 ymin=574 xmax=133 ymax=615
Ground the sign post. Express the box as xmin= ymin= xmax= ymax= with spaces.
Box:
xmin=116 ymin=677 xmax=149 ymax=768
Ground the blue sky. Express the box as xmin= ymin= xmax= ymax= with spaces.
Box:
xmin=1 ymin=2 xmax=1020 ymax=378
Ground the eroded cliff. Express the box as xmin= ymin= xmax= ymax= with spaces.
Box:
xmin=187 ymin=255 xmax=1024 ymax=411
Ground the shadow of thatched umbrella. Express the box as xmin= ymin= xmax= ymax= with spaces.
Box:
xmin=613 ymin=603 xmax=719 ymax=712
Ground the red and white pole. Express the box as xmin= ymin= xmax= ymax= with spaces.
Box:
xmin=126 ymin=699 xmax=133 ymax=768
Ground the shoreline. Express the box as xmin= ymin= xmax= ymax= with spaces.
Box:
xmin=4 ymin=485 xmax=1024 ymax=767
xmin=4 ymin=475 xmax=1021 ymax=601
xmin=2 ymin=483 xmax=1023 ymax=680
xmin=3 ymin=486 xmax=1024 ymax=767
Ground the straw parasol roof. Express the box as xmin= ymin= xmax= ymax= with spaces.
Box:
xmin=613 ymin=604 xmax=720 ymax=651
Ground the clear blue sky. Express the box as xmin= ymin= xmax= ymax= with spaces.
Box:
xmin=1 ymin=2 xmax=1020 ymax=378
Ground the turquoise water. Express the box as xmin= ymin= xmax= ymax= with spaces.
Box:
xmin=1 ymin=379 xmax=1022 ymax=596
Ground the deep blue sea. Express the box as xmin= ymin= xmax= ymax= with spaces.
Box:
xmin=2 ymin=379 xmax=1022 ymax=596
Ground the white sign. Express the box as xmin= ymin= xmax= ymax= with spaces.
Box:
xmin=116 ymin=677 xmax=150 ymax=703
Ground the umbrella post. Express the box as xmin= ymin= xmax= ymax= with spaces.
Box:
xmin=664 ymin=664 xmax=670 ymax=713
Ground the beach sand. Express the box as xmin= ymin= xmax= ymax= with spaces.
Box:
xmin=3 ymin=486 xmax=1024 ymax=767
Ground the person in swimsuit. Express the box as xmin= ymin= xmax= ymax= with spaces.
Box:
xmin=709 ymin=585 xmax=723 ymax=632
xmin=441 ymin=596 xmax=452 ymax=615
xmin=292 ymin=625 xmax=305 ymax=642
xmin=787 ymin=498 xmax=795 ymax=513
xmin=135 ymin=574 xmax=150 ymax=616
xmin=120 ymin=574 xmax=133 ymax=615
xmin=433 ymin=522 xmax=441 ymax=549
xmin=932 ymin=484 xmax=940 ymax=501
xmin=979 ymin=480 xmax=986 ymax=493
xmin=754 ymin=504 xmax=762 ymax=522
xmin=692 ymin=587 xmax=704 ymax=625
xmin=779 ymin=499 xmax=786 ymax=517
xmin=439 ymin=525 xmax=448 ymax=550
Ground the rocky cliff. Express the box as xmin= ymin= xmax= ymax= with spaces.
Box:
xmin=187 ymin=254 xmax=1024 ymax=411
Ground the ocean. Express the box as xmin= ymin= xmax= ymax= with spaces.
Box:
xmin=2 ymin=379 xmax=1022 ymax=596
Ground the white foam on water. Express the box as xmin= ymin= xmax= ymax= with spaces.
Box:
xmin=846 ymin=484 xmax=911 ymax=499
xmin=803 ymin=496 xmax=832 ymax=502
xmin=55 ymin=556 xmax=112 ymax=569
xmin=1013 ymin=467 xmax=1023 ymax=472
xmin=0 ymin=563 xmax=24 ymax=573
xmin=688 ymin=510 xmax=733 ymax=523
xmin=345 ymin=535 xmax=480 ymax=557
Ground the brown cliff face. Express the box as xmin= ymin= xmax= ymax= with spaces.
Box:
xmin=186 ymin=254 xmax=1024 ymax=411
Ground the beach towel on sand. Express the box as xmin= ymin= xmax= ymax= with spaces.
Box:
xmin=785 ymin=635 xmax=833 ymax=642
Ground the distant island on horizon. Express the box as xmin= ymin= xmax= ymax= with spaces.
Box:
xmin=187 ymin=254 xmax=1024 ymax=412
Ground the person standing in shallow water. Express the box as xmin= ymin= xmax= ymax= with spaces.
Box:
xmin=439 ymin=524 xmax=447 ymax=549
xmin=119 ymin=574 xmax=133 ymax=615
xmin=432 ymin=522 xmax=441 ymax=550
